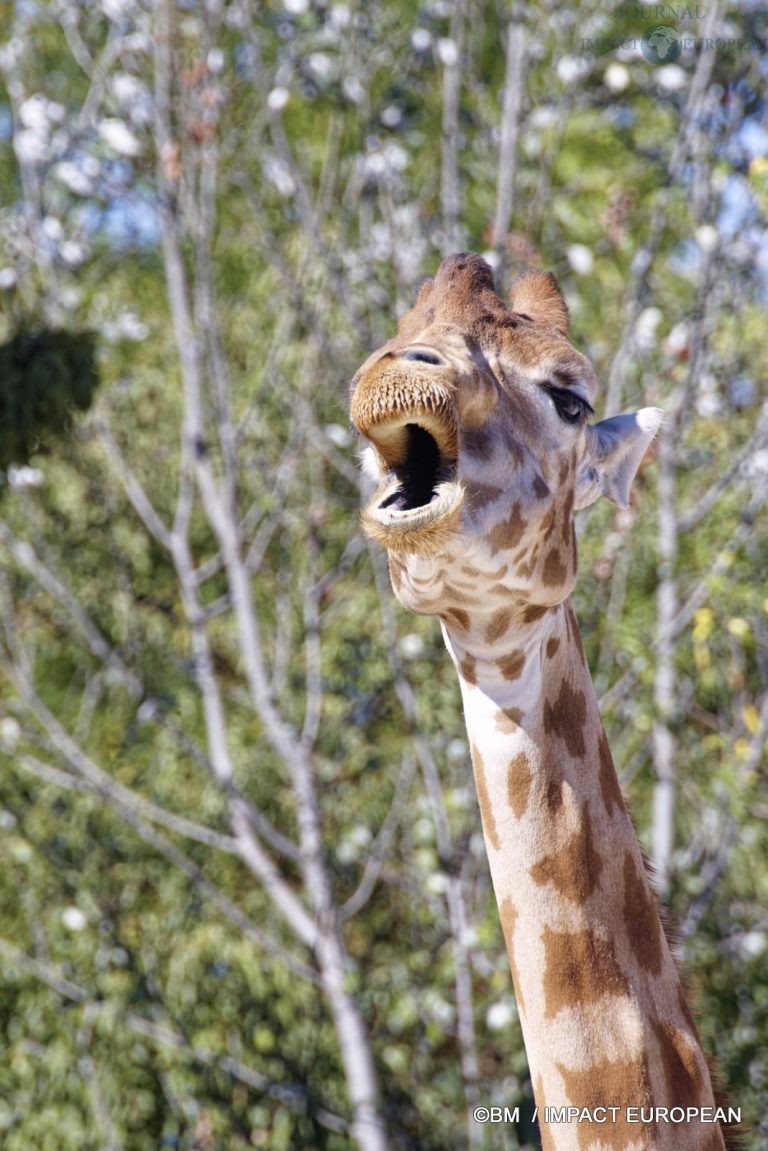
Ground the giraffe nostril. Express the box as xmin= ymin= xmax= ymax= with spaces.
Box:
xmin=402 ymin=349 xmax=442 ymax=366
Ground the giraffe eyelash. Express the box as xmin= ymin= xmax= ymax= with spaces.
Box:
xmin=543 ymin=384 xmax=594 ymax=424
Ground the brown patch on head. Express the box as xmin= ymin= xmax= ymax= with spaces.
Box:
xmin=507 ymin=752 xmax=532 ymax=819
xmin=485 ymin=607 xmax=513 ymax=644
xmin=650 ymin=1017 xmax=704 ymax=1108
xmin=543 ymin=678 xmax=587 ymax=757
xmin=541 ymin=926 xmax=629 ymax=1019
xmin=597 ymin=729 xmax=625 ymax=817
xmin=443 ymin=607 xmax=470 ymax=632
xmin=489 ymin=503 xmax=528 ymax=552
xmin=543 ymin=547 xmax=568 ymax=587
xmin=496 ymin=706 xmax=524 ymax=733
xmin=462 ymin=425 xmax=494 ymax=459
xmin=471 ymin=743 xmax=500 ymax=852
xmin=557 ymin=1055 xmax=654 ymax=1148
xmin=497 ymin=650 xmax=526 ymax=681
xmin=459 ymin=653 xmax=477 ymax=685
xmin=623 ymin=852 xmax=664 ymax=975
xmin=532 ymin=474 xmax=550 ymax=500
xmin=558 ymin=457 xmax=571 ymax=486
xmin=546 ymin=636 xmax=560 ymax=659
xmin=529 ymin=802 xmax=603 ymax=904
xmin=466 ymin=482 xmax=504 ymax=512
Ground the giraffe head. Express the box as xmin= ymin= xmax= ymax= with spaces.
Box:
xmin=350 ymin=253 xmax=661 ymax=611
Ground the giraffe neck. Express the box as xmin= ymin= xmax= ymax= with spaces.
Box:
xmin=443 ymin=600 xmax=725 ymax=1151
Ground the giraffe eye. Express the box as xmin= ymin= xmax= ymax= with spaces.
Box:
xmin=545 ymin=385 xmax=593 ymax=424
xmin=402 ymin=348 xmax=442 ymax=365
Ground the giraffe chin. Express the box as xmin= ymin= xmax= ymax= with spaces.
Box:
xmin=362 ymin=479 xmax=465 ymax=558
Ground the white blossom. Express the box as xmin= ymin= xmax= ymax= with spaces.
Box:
xmin=436 ymin=38 xmax=458 ymax=67
xmin=695 ymin=224 xmax=718 ymax=253
xmin=566 ymin=243 xmax=594 ymax=276
xmin=267 ymin=86 xmax=290 ymax=112
xmin=486 ymin=1000 xmax=516 ymax=1031
xmin=60 ymin=240 xmax=89 ymax=267
xmin=741 ymin=931 xmax=767 ymax=958
xmin=399 ymin=633 xmax=424 ymax=659
xmin=206 ymin=48 xmax=225 ymax=74
xmin=342 ymin=77 xmax=366 ymax=105
xmin=411 ymin=28 xmax=432 ymax=52
xmin=284 ymin=0 xmax=309 ymax=12
xmin=19 ymin=94 xmax=50 ymax=131
xmin=604 ymin=62 xmax=630 ymax=92
xmin=635 ymin=306 xmax=663 ymax=350
xmin=306 ymin=52 xmax=335 ymax=83
xmin=101 ymin=0 xmax=136 ymax=20
xmin=14 ymin=128 xmax=49 ymax=165
xmin=62 ymin=907 xmax=88 ymax=931
xmin=0 ymin=268 xmax=18 ymax=290
xmin=656 ymin=65 xmax=688 ymax=92
xmin=8 ymin=465 xmax=44 ymax=489
xmin=54 ymin=160 xmax=94 ymax=196
xmin=556 ymin=56 xmax=591 ymax=85
xmin=329 ymin=4 xmax=351 ymax=29
xmin=98 ymin=117 xmax=141 ymax=157
xmin=380 ymin=105 xmax=402 ymax=129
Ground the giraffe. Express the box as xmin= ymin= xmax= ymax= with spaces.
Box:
xmin=349 ymin=253 xmax=732 ymax=1151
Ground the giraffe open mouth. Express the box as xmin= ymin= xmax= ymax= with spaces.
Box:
xmin=360 ymin=419 xmax=464 ymax=556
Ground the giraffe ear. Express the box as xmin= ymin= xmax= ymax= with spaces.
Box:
xmin=509 ymin=271 xmax=569 ymax=335
xmin=575 ymin=408 xmax=663 ymax=510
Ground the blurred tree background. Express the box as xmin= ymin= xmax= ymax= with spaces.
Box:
xmin=0 ymin=1 xmax=766 ymax=1149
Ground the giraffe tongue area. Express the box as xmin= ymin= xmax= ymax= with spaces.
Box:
xmin=380 ymin=424 xmax=449 ymax=512
xmin=361 ymin=419 xmax=464 ymax=553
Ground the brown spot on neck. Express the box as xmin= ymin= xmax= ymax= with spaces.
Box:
xmin=471 ymin=743 xmax=500 ymax=852
xmin=650 ymin=1017 xmax=705 ymax=1108
xmin=543 ymin=677 xmax=588 ymax=757
xmin=496 ymin=706 xmax=524 ymax=733
xmin=507 ymin=751 xmax=533 ymax=819
xmin=497 ymin=649 xmax=526 ymax=681
xmin=485 ymin=607 xmax=513 ymax=645
xmin=546 ymin=635 xmax=560 ymax=659
xmin=556 ymin=1055 xmax=654 ymax=1148
xmin=541 ymin=926 xmax=629 ymax=1019
xmin=622 ymin=851 xmax=665 ymax=976
xmin=459 ymin=652 xmax=477 ymax=685
xmin=542 ymin=547 xmax=568 ymax=587
xmin=522 ymin=603 xmax=549 ymax=624
xmin=529 ymin=802 xmax=603 ymax=904
xmin=443 ymin=607 xmax=470 ymax=632
xmin=597 ymin=728 xmax=625 ymax=817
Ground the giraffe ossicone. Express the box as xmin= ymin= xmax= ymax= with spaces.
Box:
xmin=350 ymin=253 xmax=729 ymax=1150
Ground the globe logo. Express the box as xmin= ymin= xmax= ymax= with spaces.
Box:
xmin=641 ymin=25 xmax=682 ymax=64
